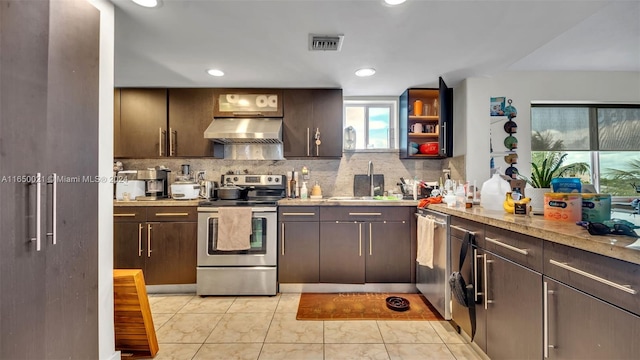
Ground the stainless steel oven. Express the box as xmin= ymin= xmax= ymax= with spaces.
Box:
xmin=196 ymin=174 xmax=284 ymax=296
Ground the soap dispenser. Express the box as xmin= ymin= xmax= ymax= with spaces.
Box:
xmin=300 ymin=182 xmax=308 ymax=199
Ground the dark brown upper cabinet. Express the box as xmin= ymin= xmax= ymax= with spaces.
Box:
xmin=168 ymin=88 xmax=216 ymax=157
xmin=282 ymin=89 xmax=343 ymax=158
xmin=115 ymin=88 xmax=168 ymax=158
xmin=399 ymin=77 xmax=453 ymax=159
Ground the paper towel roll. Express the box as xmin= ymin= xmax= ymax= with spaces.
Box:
xmin=256 ymin=95 xmax=268 ymax=108
xmin=226 ymin=94 xmax=239 ymax=103
xmin=267 ymin=95 xmax=277 ymax=108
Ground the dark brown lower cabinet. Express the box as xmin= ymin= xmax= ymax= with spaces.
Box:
xmin=483 ymin=251 xmax=542 ymax=360
xmin=279 ymin=221 xmax=320 ymax=283
xmin=366 ymin=221 xmax=412 ymax=283
xmin=545 ymin=277 xmax=640 ymax=359
xmin=320 ymin=222 xmax=365 ymax=283
xmin=114 ymin=207 xmax=197 ymax=285
xmin=319 ymin=220 xmax=411 ymax=284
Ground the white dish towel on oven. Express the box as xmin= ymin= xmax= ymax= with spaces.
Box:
xmin=417 ymin=215 xmax=435 ymax=268
xmin=216 ymin=207 xmax=252 ymax=251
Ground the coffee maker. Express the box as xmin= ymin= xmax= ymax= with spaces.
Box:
xmin=136 ymin=169 xmax=170 ymax=200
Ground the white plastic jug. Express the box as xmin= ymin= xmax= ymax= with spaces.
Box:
xmin=480 ymin=172 xmax=511 ymax=211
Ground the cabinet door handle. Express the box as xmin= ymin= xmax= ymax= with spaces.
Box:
xmin=138 ymin=224 xmax=143 ymax=257
xmin=441 ymin=123 xmax=446 ymax=155
xmin=369 ymin=223 xmax=372 ymax=256
xmin=474 ymin=249 xmax=483 ymax=302
xmin=46 ymin=173 xmax=57 ymax=245
xmin=147 ymin=224 xmax=152 ymax=257
xmin=281 ymin=212 xmax=316 ymax=216
xmin=158 ymin=128 xmax=167 ymax=156
xmin=450 ymin=225 xmax=475 ymax=236
xmin=358 ymin=223 xmax=362 ymax=257
xmin=114 ymin=213 xmax=137 ymax=217
xmin=29 ymin=173 xmax=42 ymax=251
xmin=549 ymin=259 xmax=637 ymax=295
xmin=155 ymin=212 xmax=189 ymax=217
xmin=484 ymin=253 xmax=491 ymax=309
xmin=485 ymin=236 xmax=529 ymax=255
xmin=281 ymin=223 xmax=285 ymax=256
xmin=543 ymin=281 xmax=556 ymax=358
xmin=306 ymin=128 xmax=310 ymax=157
xmin=169 ymin=128 xmax=176 ymax=156
xmin=349 ymin=212 xmax=381 ymax=216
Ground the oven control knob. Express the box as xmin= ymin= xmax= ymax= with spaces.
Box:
xmin=274 ymin=177 xmax=279 ymax=183
xmin=233 ymin=176 xmax=239 ymax=182
xmin=267 ymin=176 xmax=272 ymax=182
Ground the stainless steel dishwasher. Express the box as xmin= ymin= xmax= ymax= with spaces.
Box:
xmin=415 ymin=207 xmax=451 ymax=320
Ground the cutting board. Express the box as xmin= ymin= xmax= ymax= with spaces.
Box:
xmin=354 ymin=174 xmax=384 ymax=197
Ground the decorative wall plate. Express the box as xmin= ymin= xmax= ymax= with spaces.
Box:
xmin=504 ymin=120 xmax=517 ymax=134
xmin=504 ymin=99 xmax=517 ymax=119
xmin=505 ymin=166 xmax=519 ymax=178
xmin=504 ymin=135 xmax=518 ymax=150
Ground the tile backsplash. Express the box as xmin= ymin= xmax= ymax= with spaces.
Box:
xmin=119 ymin=152 xmax=462 ymax=197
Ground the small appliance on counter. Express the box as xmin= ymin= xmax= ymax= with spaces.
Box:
xmin=171 ymin=181 xmax=201 ymax=200
xmin=115 ymin=170 xmax=145 ymax=200
xmin=137 ymin=168 xmax=171 ymax=200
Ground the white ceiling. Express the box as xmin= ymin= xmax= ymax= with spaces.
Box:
xmin=112 ymin=0 xmax=640 ymax=96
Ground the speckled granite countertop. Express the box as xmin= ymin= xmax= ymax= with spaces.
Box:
xmin=427 ymin=204 xmax=640 ymax=266
xmin=114 ymin=199 xmax=201 ymax=207
xmin=277 ymin=198 xmax=420 ymax=207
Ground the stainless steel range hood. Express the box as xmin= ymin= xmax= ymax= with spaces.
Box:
xmin=204 ymin=118 xmax=282 ymax=144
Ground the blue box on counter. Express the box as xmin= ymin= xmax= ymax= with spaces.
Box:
xmin=551 ymin=177 xmax=582 ymax=193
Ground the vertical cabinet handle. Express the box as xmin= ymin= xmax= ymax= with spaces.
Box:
xmin=306 ymin=128 xmax=310 ymax=157
xmin=147 ymin=224 xmax=152 ymax=257
xmin=358 ymin=223 xmax=362 ymax=257
xmin=170 ymin=128 xmax=177 ymax=156
xmin=281 ymin=223 xmax=285 ymax=256
xmin=369 ymin=223 xmax=372 ymax=255
xmin=441 ymin=123 xmax=447 ymax=155
xmin=543 ymin=281 xmax=556 ymax=357
xmin=474 ymin=249 xmax=483 ymax=302
xmin=158 ymin=128 xmax=163 ymax=156
xmin=46 ymin=173 xmax=57 ymax=245
xmin=484 ymin=254 xmax=493 ymax=309
xmin=138 ymin=224 xmax=143 ymax=257
xmin=29 ymin=173 xmax=42 ymax=251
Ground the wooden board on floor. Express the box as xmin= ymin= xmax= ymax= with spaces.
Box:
xmin=114 ymin=269 xmax=159 ymax=358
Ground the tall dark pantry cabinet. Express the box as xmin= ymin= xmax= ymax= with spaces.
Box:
xmin=0 ymin=0 xmax=100 ymax=359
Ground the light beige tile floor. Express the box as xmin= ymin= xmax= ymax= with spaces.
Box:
xmin=133 ymin=293 xmax=485 ymax=360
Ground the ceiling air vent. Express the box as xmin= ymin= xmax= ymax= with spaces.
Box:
xmin=309 ymin=34 xmax=344 ymax=51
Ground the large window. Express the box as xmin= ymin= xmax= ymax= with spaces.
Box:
xmin=344 ymin=99 xmax=397 ymax=151
xmin=531 ymin=104 xmax=640 ymax=196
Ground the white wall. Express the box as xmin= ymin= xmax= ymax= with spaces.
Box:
xmin=87 ymin=0 xmax=117 ymax=359
xmin=459 ymin=71 xmax=640 ymax=186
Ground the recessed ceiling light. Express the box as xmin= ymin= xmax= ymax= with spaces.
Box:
xmin=355 ymin=68 xmax=376 ymax=77
xmin=131 ymin=0 xmax=159 ymax=8
xmin=384 ymin=0 xmax=407 ymax=5
xmin=207 ymin=69 xmax=225 ymax=77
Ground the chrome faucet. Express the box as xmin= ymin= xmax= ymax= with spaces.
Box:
xmin=367 ymin=161 xmax=374 ymax=197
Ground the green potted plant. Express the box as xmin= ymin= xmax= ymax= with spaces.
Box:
xmin=520 ymin=152 xmax=590 ymax=214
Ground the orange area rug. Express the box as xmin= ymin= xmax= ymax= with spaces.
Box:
xmin=296 ymin=293 xmax=443 ymax=321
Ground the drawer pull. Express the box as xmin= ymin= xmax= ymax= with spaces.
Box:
xmin=349 ymin=212 xmax=381 ymax=216
xmin=450 ymin=225 xmax=476 ymax=235
xmin=485 ymin=237 xmax=529 ymax=255
xmin=114 ymin=213 xmax=137 ymax=217
xmin=549 ymin=259 xmax=637 ymax=295
xmin=281 ymin=212 xmax=316 ymax=216
xmin=155 ymin=212 xmax=190 ymax=217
